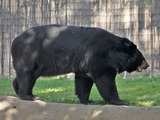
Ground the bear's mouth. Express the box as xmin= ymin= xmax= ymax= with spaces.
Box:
xmin=137 ymin=60 xmax=149 ymax=72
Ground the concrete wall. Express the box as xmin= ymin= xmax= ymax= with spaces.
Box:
xmin=0 ymin=96 xmax=160 ymax=120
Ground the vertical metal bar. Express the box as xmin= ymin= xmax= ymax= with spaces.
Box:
xmin=1 ymin=23 xmax=4 ymax=76
xmin=65 ymin=0 xmax=67 ymax=25
xmin=8 ymin=0 xmax=12 ymax=78
xmin=150 ymin=0 xmax=154 ymax=76
xmin=1 ymin=0 xmax=4 ymax=76
xmin=17 ymin=0 xmax=20 ymax=34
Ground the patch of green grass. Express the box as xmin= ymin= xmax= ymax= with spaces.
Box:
xmin=0 ymin=77 xmax=15 ymax=96
xmin=117 ymin=76 xmax=160 ymax=106
xmin=0 ymin=76 xmax=160 ymax=106
xmin=34 ymin=77 xmax=79 ymax=104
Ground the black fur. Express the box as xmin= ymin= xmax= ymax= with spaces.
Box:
xmin=11 ymin=25 xmax=148 ymax=105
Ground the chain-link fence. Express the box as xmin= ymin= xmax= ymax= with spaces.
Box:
xmin=0 ymin=0 xmax=160 ymax=78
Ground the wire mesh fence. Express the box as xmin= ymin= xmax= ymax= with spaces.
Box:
xmin=0 ymin=0 xmax=160 ymax=78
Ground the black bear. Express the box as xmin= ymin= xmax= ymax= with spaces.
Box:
xmin=11 ymin=25 xmax=149 ymax=105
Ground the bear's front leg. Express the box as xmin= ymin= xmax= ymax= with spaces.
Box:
xmin=94 ymin=75 xmax=129 ymax=106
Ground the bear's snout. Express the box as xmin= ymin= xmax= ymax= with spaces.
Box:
xmin=137 ymin=60 xmax=149 ymax=72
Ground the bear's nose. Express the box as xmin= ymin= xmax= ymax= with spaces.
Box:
xmin=144 ymin=61 xmax=149 ymax=69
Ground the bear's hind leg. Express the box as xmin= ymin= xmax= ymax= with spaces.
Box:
xmin=13 ymin=78 xmax=19 ymax=94
xmin=75 ymin=73 xmax=94 ymax=105
xmin=16 ymin=69 xmax=39 ymax=100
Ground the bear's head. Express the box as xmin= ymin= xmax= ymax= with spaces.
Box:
xmin=117 ymin=38 xmax=149 ymax=73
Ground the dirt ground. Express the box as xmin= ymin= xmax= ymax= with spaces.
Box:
xmin=0 ymin=96 xmax=160 ymax=120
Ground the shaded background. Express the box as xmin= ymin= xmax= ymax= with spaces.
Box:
xmin=0 ymin=0 xmax=160 ymax=78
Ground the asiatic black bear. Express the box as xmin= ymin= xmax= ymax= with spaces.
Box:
xmin=11 ymin=25 xmax=149 ymax=105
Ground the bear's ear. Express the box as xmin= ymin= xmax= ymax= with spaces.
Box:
xmin=123 ymin=38 xmax=137 ymax=53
